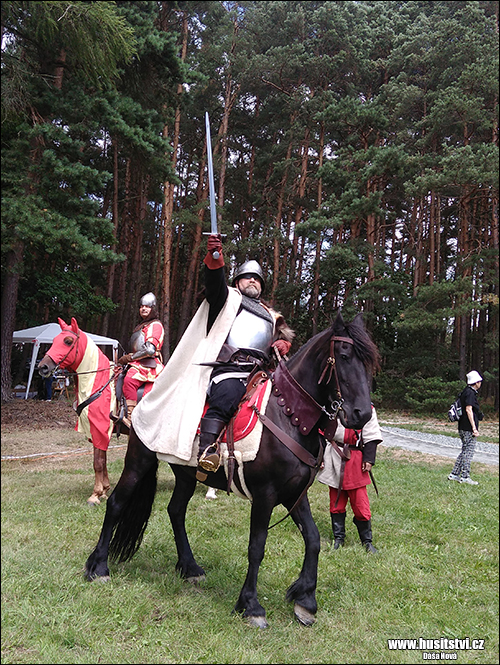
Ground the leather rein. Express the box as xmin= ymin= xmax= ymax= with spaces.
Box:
xmin=249 ymin=335 xmax=354 ymax=529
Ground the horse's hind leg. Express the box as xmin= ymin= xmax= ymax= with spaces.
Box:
xmin=285 ymin=495 xmax=320 ymax=626
xmin=85 ymin=431 xmax=158 ymax=581
xmin=167 ymin=466 xmax=205 ymax=582
xmin=88 ymin=447 xmax=108 ymax=506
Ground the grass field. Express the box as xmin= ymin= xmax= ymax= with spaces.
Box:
xmin=1 ymin=440 xmax=498 ymax=664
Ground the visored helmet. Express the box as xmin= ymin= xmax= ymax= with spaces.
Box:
xmin=140 ymin=292 xmax=157 ymax=308
xmin=232 ymin=260 xmax=266 ymax=292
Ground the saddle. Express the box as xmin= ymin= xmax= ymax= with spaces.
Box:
xmin=110 ymin=364 xmax=146 ymax=436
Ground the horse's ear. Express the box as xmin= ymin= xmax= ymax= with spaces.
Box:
xmin=58 ymin=317 xmax=69 ymax=331
xmin=70 ymin=317 xmax=80 ymax=334
xmin=332 ymin=309 xmax=345 ymax=331
xmin=350 ymin=312 xmax=365 ymax=331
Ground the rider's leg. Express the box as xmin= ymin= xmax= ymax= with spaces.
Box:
xmin=197 ymin=377 xmax=246 ymax=476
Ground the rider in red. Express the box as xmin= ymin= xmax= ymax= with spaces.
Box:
xmin=117 ymin=292 xmax=164 ymax=427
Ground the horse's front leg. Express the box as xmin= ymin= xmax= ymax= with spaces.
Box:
xmin=85 ymin=432 xmax=157 ymax=581
xmin=167 ymin=465 xmax=205 ymax=582
xmin=87 ymin=447 xmax=109 ymax=505
xmin=233 ymin=496 xmax=275 ymax=629
xmin=285 ymin=494 xmax=320 ymax=626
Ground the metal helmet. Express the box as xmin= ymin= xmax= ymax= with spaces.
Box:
xmin=232 ymin=260 xmax=266 ymax=292
xmin=140 ymin=292 xmax=157 ymax=308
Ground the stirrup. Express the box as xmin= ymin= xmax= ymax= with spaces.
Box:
xmin=198 ymin=445 xmax=220 ymax=473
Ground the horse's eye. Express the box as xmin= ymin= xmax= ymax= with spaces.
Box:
xmin=64 ymin=337 xmax=74 ymax=346
xmin=341 ymin=354 xmax=349 ymax=361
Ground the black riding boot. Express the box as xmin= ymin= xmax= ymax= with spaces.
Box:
xmin=353 ymin=517 xmax=378 ymax=554
xmin=196 ymin=417 xmax=226 ymax=479
xmin=331 ymin=512 xmax=346 ymax=549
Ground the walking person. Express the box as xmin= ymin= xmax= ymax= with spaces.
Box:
xmin=448 ymin=370 xmax=484 ymax=485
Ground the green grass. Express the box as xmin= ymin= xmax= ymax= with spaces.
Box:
xmin=1 ymin=450 xmax=498 ymax=664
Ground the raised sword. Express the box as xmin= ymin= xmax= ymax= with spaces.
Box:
xmin=205 ymin=112 xmax=220 ymax=259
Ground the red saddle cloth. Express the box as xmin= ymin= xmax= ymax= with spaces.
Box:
xmin=199 ymin=379 xmax=270 ymax=443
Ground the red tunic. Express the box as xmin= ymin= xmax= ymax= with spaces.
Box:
xmin=127 ymin=320 xmax=165 ymax=383
xmin=339 ymin=428 xmax=371 ymax=490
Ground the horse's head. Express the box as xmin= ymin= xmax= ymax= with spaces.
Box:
xmin=326 ymin=311 xmax=380 ymax=430
xmin=38 ymin=317 xmax=82 ymax=378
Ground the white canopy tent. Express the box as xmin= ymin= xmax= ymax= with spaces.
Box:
xmin=12 ymin=323 xmax=120 ymax=399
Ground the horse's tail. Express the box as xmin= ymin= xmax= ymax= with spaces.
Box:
xmin=108 ymin=458 xmax=158 ymax=563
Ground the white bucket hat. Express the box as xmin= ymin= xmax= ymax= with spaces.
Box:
xmin=466 ymin=370 xmax=483 ymax=385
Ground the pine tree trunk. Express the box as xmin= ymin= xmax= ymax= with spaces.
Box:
xmin=1 ymin=240 xmax=24 ymax=402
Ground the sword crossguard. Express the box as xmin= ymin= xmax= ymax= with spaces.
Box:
xmin=203 ymin=232 xmax=227 ymax=258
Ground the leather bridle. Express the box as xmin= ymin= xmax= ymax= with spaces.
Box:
xmin=50 ymin=330 xmax=80 ymax=374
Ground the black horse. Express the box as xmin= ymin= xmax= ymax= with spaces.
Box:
xmin=85 ymin=311 xmax=379 ymax=628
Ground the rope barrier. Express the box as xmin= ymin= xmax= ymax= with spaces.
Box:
xmin=1 ymin=443 xmax=127 ymax=461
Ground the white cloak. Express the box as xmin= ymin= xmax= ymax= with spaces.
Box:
xmin=132 ymin=288 xmax=242 ymax=460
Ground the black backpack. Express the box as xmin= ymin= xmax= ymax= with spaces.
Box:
xmin=448 ymin=391 xmax=464 ymax=422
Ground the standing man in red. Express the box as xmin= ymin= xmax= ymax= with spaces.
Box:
xmin=317 ymin=406 xmax=382 ymax=553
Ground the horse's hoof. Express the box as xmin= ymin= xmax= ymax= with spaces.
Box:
xmin=185 ymin=574 xmax=206 ymax=585
xmin=294 ymin=603 xmax=316 ymax=626
xmin=87 ymin=494 xmax=101 ymax=506
xmin=93 ymin=575 xmax=111 ymax=583
xmin=246 ymin=615 xmax=268 ymax=629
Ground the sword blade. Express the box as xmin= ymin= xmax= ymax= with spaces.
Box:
xmin=205 ymin=112 xmax=218 ymax=236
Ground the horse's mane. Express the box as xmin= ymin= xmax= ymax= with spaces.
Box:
xmin=343 ymin=318 xmax=381 ymax=374
xmin=289 ymin=315 xmax=380 ymax=374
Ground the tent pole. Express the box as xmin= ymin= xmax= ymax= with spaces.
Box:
xmin=25 ymin=341 xmax=40 ymax=399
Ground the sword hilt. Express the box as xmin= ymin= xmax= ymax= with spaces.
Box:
xmin=203 ymin=232 xmax=226 ymax=260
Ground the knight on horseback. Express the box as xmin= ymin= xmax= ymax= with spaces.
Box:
xmin=115 ymin=292 xmax=164 ymax=429
xmin=196 ymin=234 xmax=294 ymax=480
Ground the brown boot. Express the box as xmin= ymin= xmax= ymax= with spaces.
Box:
xmin=123 ymin=399 xmax=137 ymax=429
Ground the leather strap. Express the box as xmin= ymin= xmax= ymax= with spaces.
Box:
xmin=75 ymin=374 xmax=114 ymax=416
xmin=251 ymin=405 xmax=325 ymax=530
xmin=255 ymin=411 xmax=319 ymax=468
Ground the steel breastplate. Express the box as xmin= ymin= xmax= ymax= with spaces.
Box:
xmin=129 ymin=330 xmax=145 ymax=353
xmin=225 ymin=305 xmax=274 ymax=355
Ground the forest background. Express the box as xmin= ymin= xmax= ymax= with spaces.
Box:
xmin=1 ymin=0 xmax=498 ymax=413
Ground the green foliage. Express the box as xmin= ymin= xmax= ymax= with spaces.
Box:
xmin=374 ymin=373 xmax=464 ymax=414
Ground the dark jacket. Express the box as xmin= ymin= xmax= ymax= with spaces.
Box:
xmin=458 ymin=385 xmax=483 ymax=432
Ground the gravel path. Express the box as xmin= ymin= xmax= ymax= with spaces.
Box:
xmin=380 ymin=426 xmax=499 ymax=466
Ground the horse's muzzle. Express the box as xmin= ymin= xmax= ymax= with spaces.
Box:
xmin=343 ymin=407 xmax=372 ymax=431
xmin=38 ymin=357 xmax=56 ymax=378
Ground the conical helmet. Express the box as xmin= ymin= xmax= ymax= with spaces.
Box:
xmin=232 ymin=260 xmax=265 ymax=292
xmin=140 ymin=292 xmax=157 ymax=308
